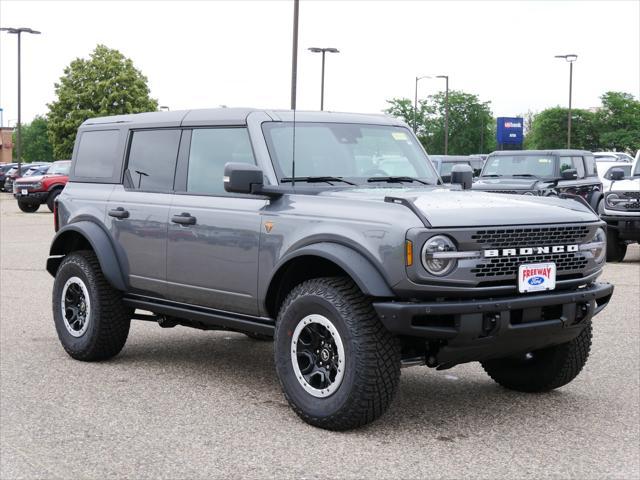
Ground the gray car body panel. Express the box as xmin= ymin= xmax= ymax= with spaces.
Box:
xmin=50 ymin=108 xmax=604 ymax=320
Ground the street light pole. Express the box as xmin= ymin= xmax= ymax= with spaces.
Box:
xmin=290 ymin=0 xmax=299 ymax=110
xmin=413 ymin=76 xmax=428 ymax=133
xmin=555 ymin=54 xmax=578 ymax=149
xmin=308 ymin=47 xmax=339 ymax=111
xmin=1 ymin=27 xmax=41 ymax=178
xmin=436 ymin=75 xmax=449 ymax=155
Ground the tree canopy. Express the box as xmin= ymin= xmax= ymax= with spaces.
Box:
xmin=13 ymin=116 xmax=54 ymax=162
xmin=385 ymin=90 xmax=495 ymax=155
xmin=594 ymin=91 xmax=640 ymax=152
xmin=47 ymin=44 xmax=158 ymax=159
xmin=524 ymin=107 xmax=599 ymax=151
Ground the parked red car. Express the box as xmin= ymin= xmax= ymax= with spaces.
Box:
xmin=13 ymin=160 xmax=71 ymax=213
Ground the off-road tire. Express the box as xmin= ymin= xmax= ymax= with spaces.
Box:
xmin=481 ymin=322 xmax=592 ymax=393
xmin=274 ymin=277 xmax=401 ymax=430
xmin=52 ymin=250 xmax=130 ymax=361
xmin=605 ymin=228 xmax=627 ymax=262
xmin=47 ymin=189 xmax=62 ymax=212
xmin=17 ymin=200 xmax=39 ymax=213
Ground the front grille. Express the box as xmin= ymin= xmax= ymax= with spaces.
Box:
xmin=470 ymin=252 xmax=588 ymax=278
xmin=471 ymin=225 xmax=591 ymax=248
xmin=623 ymin=192 xmax=640 ymax=199
xmin=621 ymin=192 xmax=640 ymax=209
xmin=15 ymin=183 xmax=37 ymax=189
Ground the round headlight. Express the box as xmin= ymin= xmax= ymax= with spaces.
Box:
xmin=606 ymin=193 xmax=619 ymax=207
xmin=33 ymin=182 xmax=42 ymax=189
xmin=592 ymin=227 xmax=606 ymax=263
xmin=421 ymin=235 xmax=457 ymax=276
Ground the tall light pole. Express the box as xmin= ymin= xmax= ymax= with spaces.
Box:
xmin=1 ymin=27 xmax=41 ymax=177
xmin=290 ymin=0 xmax=299 ymax=110
xmin=555 ymin=54 xmax=578 ymax=148
xmin=435 ymin=75 xmax=449 ymax=155
xmin=413 ymin=76 xmax=429 ymax=133
xmin=308 ymin=47 xmax=339 ymax=111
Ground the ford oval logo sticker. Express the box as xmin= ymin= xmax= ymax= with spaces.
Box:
xmin=528 ymin=276 xmax=545 ymax=286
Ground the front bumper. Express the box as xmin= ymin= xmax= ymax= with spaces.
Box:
xmin=601 ymin=214 xmax=640 ymax=241
xmin=374 ymin=282 xmax=614 ymax=367
xmin=13 ymin=191 xmax=48 ymax=203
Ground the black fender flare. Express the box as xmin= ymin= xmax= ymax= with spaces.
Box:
xmin=47 ymin=183 xmax=66 ymax=193
xmin=588 ymin=190 xmax=603 ymax=211
xmin=46 ymin=221 xmax=127 ymax=291
xmin=268 ymin=242 xmax=395 ymax=298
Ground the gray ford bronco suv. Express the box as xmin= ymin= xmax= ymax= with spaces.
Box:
xmin=47 ymin=109 xmax=614 ymax=430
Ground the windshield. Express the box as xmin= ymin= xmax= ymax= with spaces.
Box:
xmin=482 ymin=155 xmax=555 ymax=178
xmin=262 ymin=122 xmax=438 ymax=185
xmin=47 ymin=162 xmax=71 ymax=175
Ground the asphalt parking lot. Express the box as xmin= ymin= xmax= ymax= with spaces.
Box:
xmin=0 ymin=193 xmax=638 ymax=480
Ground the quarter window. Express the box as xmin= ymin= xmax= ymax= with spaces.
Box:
xmin=559 ymin=156 xmax=585 ymax=178
xmin=186 ymin=128 xmax=255 ymax=195
xmin=126 ymin=129 xmax=181 ymax=191
xmin=74 ymin=130 xmax=120 ymax=178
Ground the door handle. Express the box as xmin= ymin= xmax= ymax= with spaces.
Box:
xmin=108 ymin=207 xmax=130 ymax=219
xmin=171 ymin=212 xmax=196 ymax=225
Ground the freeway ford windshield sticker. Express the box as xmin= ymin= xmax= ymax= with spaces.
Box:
xmin=518 ymin=262 xmax=556 ymax=293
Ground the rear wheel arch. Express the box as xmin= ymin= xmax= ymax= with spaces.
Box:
xmin=47 ymin=222 xmax=127 ymax=291
xmin=264 ymin=243 xmax=395 ymax=319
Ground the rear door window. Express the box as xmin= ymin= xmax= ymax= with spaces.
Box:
xmin=125 ymin=129 xmax=181 ymax=191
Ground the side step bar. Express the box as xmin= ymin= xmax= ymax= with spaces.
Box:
xmin=123 ymin=294 xmax=275 ymax=336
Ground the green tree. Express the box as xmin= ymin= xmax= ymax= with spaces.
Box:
xmin=524 ymin=107 xmax=598 ymax=150
xmin=594 ymin=91 xmax=640 ymax=152
xmin=12 ymin=116 xmax=54 ymax=162
xmin=47 ymin=44 xmax=158 ymax=159
xmin=385 ymin=90 xmax=495 ymax=155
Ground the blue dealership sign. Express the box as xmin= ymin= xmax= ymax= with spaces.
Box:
xmin=496 ymin=117 xmax=524 ymax=145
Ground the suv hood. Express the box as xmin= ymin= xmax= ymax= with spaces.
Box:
xmin=472 ymin=177 xmax=545 ymax=191
xmin=607 ymin=178 xmax=640 ymax=192
xmin=321 ymin=187 xmax=598 ymax=227
xmin=15 ymin=174 xmax=66 ymax=184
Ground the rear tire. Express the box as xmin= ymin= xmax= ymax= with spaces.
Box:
xmin=481 ymin=322 xmax=592 ymax=393
xmin=52 ymin=250 xmax=130 ymax=361
xmin=18 ymin=200 xmax=39 ymax=213
xmin=606 ymin=228 xmax=627 ymax=262
xmin=47 ymin=189 xmax=62 ymax=212
xmin=274 ymin=277 xmax=401 ymax=430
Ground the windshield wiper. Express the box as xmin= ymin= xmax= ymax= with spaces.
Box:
xmin=512 ymin=174 xmax=537 ymax=177
xmin=367 ymin=176 xmax=430 ymax=185
xmin=481 ymin=174 xmax=502 ymax=177
xmin=280 ymin=176 xmax=357 ymax=185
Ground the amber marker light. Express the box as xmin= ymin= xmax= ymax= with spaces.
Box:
xmin=405 ymin=240 xmax=414 ymax=266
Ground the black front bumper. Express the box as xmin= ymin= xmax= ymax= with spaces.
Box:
xmin=13 ymin=191 xmax=48 ymax=203
xmin=601 ymin=214 xmax=640 ymax=241
xmin=374 ymin=282 xmax=614 ymax=367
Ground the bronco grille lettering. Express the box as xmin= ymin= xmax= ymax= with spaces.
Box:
xmin=484 ymin=244 xmax=578 ymax=258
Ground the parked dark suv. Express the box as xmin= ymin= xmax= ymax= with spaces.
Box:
xmin=430 ymin=155 xmax=484 ymax=183
xmin=47 ymin=109 xmax=613 ymax=430
xmin=473 ymin=150 xmax=603 ymax=211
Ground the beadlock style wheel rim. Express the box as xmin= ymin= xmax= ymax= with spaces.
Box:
xmin=291 ymin=314 xmax=345 ymax=398
xmin=61 ymin=276 xmax=91 ymax=337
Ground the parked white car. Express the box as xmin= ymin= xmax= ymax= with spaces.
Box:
xmin=594 ymin=151 xmax=634 ymax=163
xmin=599 ymin=157 xmax=640 ymax=261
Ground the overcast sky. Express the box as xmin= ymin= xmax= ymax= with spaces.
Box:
xmin=1 ymin=0 xmax=639 ymax=126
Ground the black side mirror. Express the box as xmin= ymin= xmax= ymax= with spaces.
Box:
xmin=561 ymin=168 xmax=577 ymax=180
xmin=224 ymin=162 xmax=264 ymax=194
xmin=451 ymin=164 xmax=473 ymax=190
xmin=610 ymin=168 xmax=625 ymax=181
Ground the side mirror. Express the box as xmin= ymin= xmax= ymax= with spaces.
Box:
xmin=224 ymin=162 xmax=264 ymax=194
xmin=561 ymin=168 xmax=577 ymax=180
xmin=451 ymin=164 xmax=473 ymax=190
xmin=610 ymin=168 xmax=625 ymax=181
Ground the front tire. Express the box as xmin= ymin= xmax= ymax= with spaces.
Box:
xmin=274 ymin=277 xmax=401 ymax=430
xmin=52 ymin=250 xmax=130 ymax=361
xmin=606 ymin=228 xmax=627 ymax=262
xmin=481 ymin=322 xmax=592 ymax=392
xmin=18 ymin=200 xmax=39 ymax=213
xmin=47 ymin=189 xmax=62 ymax=212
